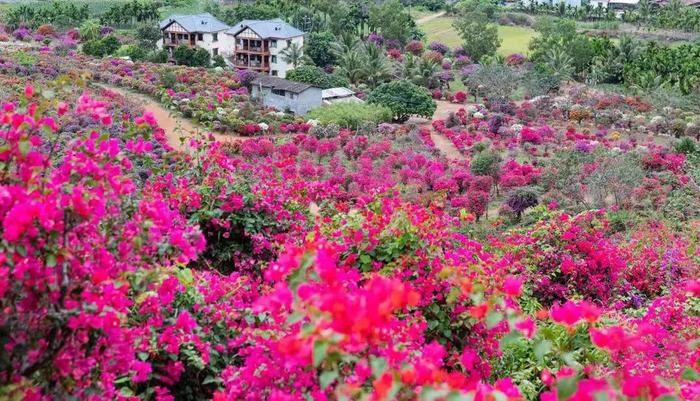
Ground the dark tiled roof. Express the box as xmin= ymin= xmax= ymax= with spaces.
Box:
xmin=160 ymin=13 xmax=230 ymax=33
xmin=251 ymin=76 xmax=314 ymax=94
xmin=226 ymin=18 xmax=305 ymax=39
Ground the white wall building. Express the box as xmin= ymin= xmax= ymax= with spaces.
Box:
xmin=158 ymin=13 xmax=234 ymax=60
xmin=226 ymin=19 xmax=305 ymax=78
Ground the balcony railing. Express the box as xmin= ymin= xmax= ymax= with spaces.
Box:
xmin=234 ymin=60 xmax=270 ymax=69
xmin=163 ymin=39 xmax=195 ymax=47
xmin=235 ymin=45 xmax=269 ymax=53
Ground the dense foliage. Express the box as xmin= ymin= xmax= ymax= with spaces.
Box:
xmin=367 ymin=80 xmax=437 ymax=122
xmin=1 ymin=2 xmax=700 ymax=401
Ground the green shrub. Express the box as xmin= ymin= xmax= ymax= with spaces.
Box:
xmin=286 ymin=65 xmax=349 ymax=89
xmin=82 ymin=39 xmax=107 ymax=57
xmin=307 ymin=102 xmax=392 ymax=129
xmin=366 ymin=80 xmax=436 ymax=122
xmin=212 ymin=55 xmax=227 ymax=68
xmin=160 ymin=70 xmax=178 ymax=89
xmin=674 ymin=137 xmax=698 ymax=154
xmin=116 ymin=44 xmax=147 ymax=61
xmin=192 ymin=48 xmax=211 ymax=67
xmin=173 ymin=45 xmax=195 ymax=66
xmin=150 ymin=50 xmax=169 ymax=64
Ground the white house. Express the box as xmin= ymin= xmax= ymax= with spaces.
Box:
xmin=158 ymin=13 xmax=234 ymax=60
xmin=251 ymin=76 xmax=322 ymax=115
xmin=226 ymin=18 xmax=305 ymax=78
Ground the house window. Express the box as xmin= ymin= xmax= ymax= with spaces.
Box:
xmin=198 ymin=33 xmax=203 ymax=41
xmin=213 ymin=33 xmax=218 ymax=42
xmin=289 ymin=93 xmax=296 ymax=99
xmin=270 ymin=40 xmax=277 ymax=48
xmin=213 ymin=48 xmax=218 ymax=56
xmin=272 ymin=88 xmax=285 ymax=96
xmin=271 ymin=70 xmax=278 ymax=76
xmin=271 ymin=55 xmax=277 ymax=63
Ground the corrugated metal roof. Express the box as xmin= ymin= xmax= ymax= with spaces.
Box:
xmin=160 ymin=13 xmax=230 ymax=33
xmin=321 ymin=87 xmax=355 ymax=99
xmin=226 ymin=18 xmax=304 ymax=39
xmin=252 ymin=76 xmax=314 ymax=94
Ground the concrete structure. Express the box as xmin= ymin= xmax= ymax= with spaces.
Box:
xmin=321 ymin=87 xmax=364 ymax=105
xmin=226 ymin=19 xmax=305 ymax=78
xmin=251 ymin=76 xmax=322 ymax=115
xmin=158 ymin=13 xmax=234 ymax=60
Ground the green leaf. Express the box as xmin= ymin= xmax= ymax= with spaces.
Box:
xmin=137 ymin=352 xmax=149 ymax=361
xmin=46 ymin=254 xmax=57 ymax=267
xmin=500 ymin=330 xmax=523 ymax=348
xmin=492 ymin=391 xmax=508 ymax=401
xmin=593 ymin=390 xmax=609 ymax=401
xmin=286 ymin=311 xmax=305 ymax=325
xmin=534 ymin=340 xmax=552 ymax=362
xmin=446 ymin=391 xmax=475 ymax=401
xmin=556 ymin=376 xmax=578 ymax=401
xmin=656 ymin=396 xmax=680 ymax=401
xmin=319 ymin=370 xmax=338 ymax=390
xmin=486 ymin=311 xmax=503 ymax=328
xmin=682 ymin=367 xmax=700 ymax=381
xmin=18 ymin=139 xmax=30 ymax=156
xmin=202 ymin=375 xmax=219 ymax=385
xmin=370 ymin=356 xmax=388 ymax=377
xmin=120 ymin=387 xmax=134 ymax=397
xmin=421 ymin=387 xmax=449 ymax=401
xmin=313 ymin=339 xmax=328 ymax=367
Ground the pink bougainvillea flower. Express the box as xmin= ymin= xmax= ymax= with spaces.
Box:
xmin=515 ymin=317 xmax=536 ymax=339
xmin=503 ymin=276 xmax=523 ymax=297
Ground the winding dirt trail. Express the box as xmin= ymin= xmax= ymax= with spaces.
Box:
xmin=416 ymin=11 xmax=446 ymax=24
xmin=411 ymin=100 xmax=467 ymax=161
xmin=93 ymin=84 xmax=248 ymax=152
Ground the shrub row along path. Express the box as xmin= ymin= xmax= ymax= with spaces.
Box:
xmin=97 ymin=82 xmax=468 ymax=162
xmin=93 ymin=83 xmax=251 ymax=152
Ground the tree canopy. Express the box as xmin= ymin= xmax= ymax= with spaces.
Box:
xmin=367 ymin=80 xmax=436 ymax=122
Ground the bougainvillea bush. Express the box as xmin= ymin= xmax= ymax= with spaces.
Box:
xmin=1 ymin=49 xmax=700 ymax=401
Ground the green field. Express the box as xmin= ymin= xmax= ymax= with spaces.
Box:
xmin=418 ymin=16 xmax=537 ymax=56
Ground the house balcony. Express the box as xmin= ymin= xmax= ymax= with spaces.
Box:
xmin=163 ymin=39 xmax=196 ymax=48
xmin=235 ymin=60 xmax=270 ymax=68
xmin=235 ymin=45 xmax=270 ymax=54
xmin=233 ymin=59 xmax=270 ymax=71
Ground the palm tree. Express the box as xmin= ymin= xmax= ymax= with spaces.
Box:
xmin=411 ymin=58 xmax=440 ymax=89
xmin=545 ymin=46 xmax=575 ymax=82
xmin=331 ymin=33 xmax=360 ymax=60
xmin=280 ymin=42 xmax=307 ymax=68
xmin=336 ymin=49 xmax=366 ymax=86
xmin=359 ymin=43 xmax=392 ymax=88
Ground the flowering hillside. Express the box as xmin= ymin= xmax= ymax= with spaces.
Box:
xmin=0 ymin=48 xmax=699 ymax=401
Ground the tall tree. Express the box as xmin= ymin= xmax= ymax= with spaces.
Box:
xmin=306 ymin=31 xmax=337 ymax=67
xmin=368 ymin=0 xmax=416 ymax=44
xmin=453 ymin=11 xmax=500 ymax=62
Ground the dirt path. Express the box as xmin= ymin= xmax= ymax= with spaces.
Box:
xmin=410 ymin=100 xmax=467 ymax=160
xmin=416 ymin=11 xmax=446 ymax=24
xmin=93 ymin=84 xmax=248 ymax=152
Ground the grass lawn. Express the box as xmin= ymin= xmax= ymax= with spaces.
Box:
xmin=418 ymin=16 xmax=537 ymax=56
